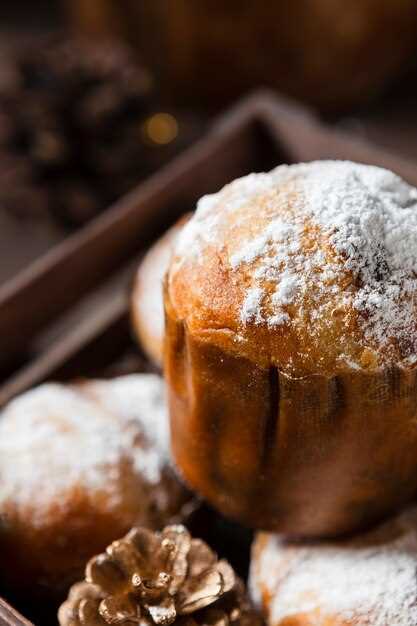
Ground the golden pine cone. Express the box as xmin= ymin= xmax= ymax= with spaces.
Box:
xmin=58 ymin=524 xmax=260 ymax=626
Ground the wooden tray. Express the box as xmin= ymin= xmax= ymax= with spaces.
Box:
xmin=1 ymin=89 xmax=417 ymax=625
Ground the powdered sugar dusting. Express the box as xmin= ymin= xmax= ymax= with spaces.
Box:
xmin=174 ymin=171 xmax=293 ymax=268
xmin=251 ymin=508 xmax=417 ymax=626
xmin=79 ymin=374 xmax=170 ymax=471
xmin=304 ymin=161 xmax=417 ymax=358
xmin=0 ymin=375 xmax=169 ymax=524
xmin=175 ymin=161 xmax=417 ymax=365
xmin=241 ymin=287 xmax=264 ymax=324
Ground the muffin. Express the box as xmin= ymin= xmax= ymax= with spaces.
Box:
xmin=0 ymin=374 xmax=190 ymax=597
xmin=249 ymin=506 xmax=417 ymax=626
xmin=164 ymin=160 xmax=417 ymax=537
xmin=131 ymin=216 xmax=189 ymax=367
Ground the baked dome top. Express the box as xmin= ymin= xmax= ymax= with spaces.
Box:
xmin=167 ymin=161 xmax=417 ymax=376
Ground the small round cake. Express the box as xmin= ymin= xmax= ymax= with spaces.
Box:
xmin=250 ymin=506 xmax=417 ymax=626
xmin=0 ymin=374 xmax=189 ymax=597
xmin=165 ymin=160 xmax=417 ymax=536
xmin=131 ymin=216 xmax=189 ymax=368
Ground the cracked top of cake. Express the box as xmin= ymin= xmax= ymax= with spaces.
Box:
xmin=167 ymin=160 xmax=417 ymax=376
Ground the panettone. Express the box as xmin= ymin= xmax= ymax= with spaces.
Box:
xmin=164 ymin=160 xmax=417 ymax=537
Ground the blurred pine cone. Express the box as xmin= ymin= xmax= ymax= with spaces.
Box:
xmin=0 ymin=37 xmax=195 ymax=228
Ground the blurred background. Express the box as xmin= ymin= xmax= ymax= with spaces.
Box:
xmin=2 ymin=0 xmax=417 ymax=285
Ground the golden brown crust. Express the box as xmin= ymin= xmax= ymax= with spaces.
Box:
xmin=168 ymin=222 xmax=362 ymax=377
xmin=132 ymin=215 xmax=190 ymax=367
xmin=167 ymin=165 xmax=417 ymax=377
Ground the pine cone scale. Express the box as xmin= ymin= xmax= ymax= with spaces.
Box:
xmin=146 ymin=597 xmax=176 ymax=625
xmin=99 ymin=594 xmax=141 ymax=625
xmin=87 ymin=554 xmax=126 ymax=594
